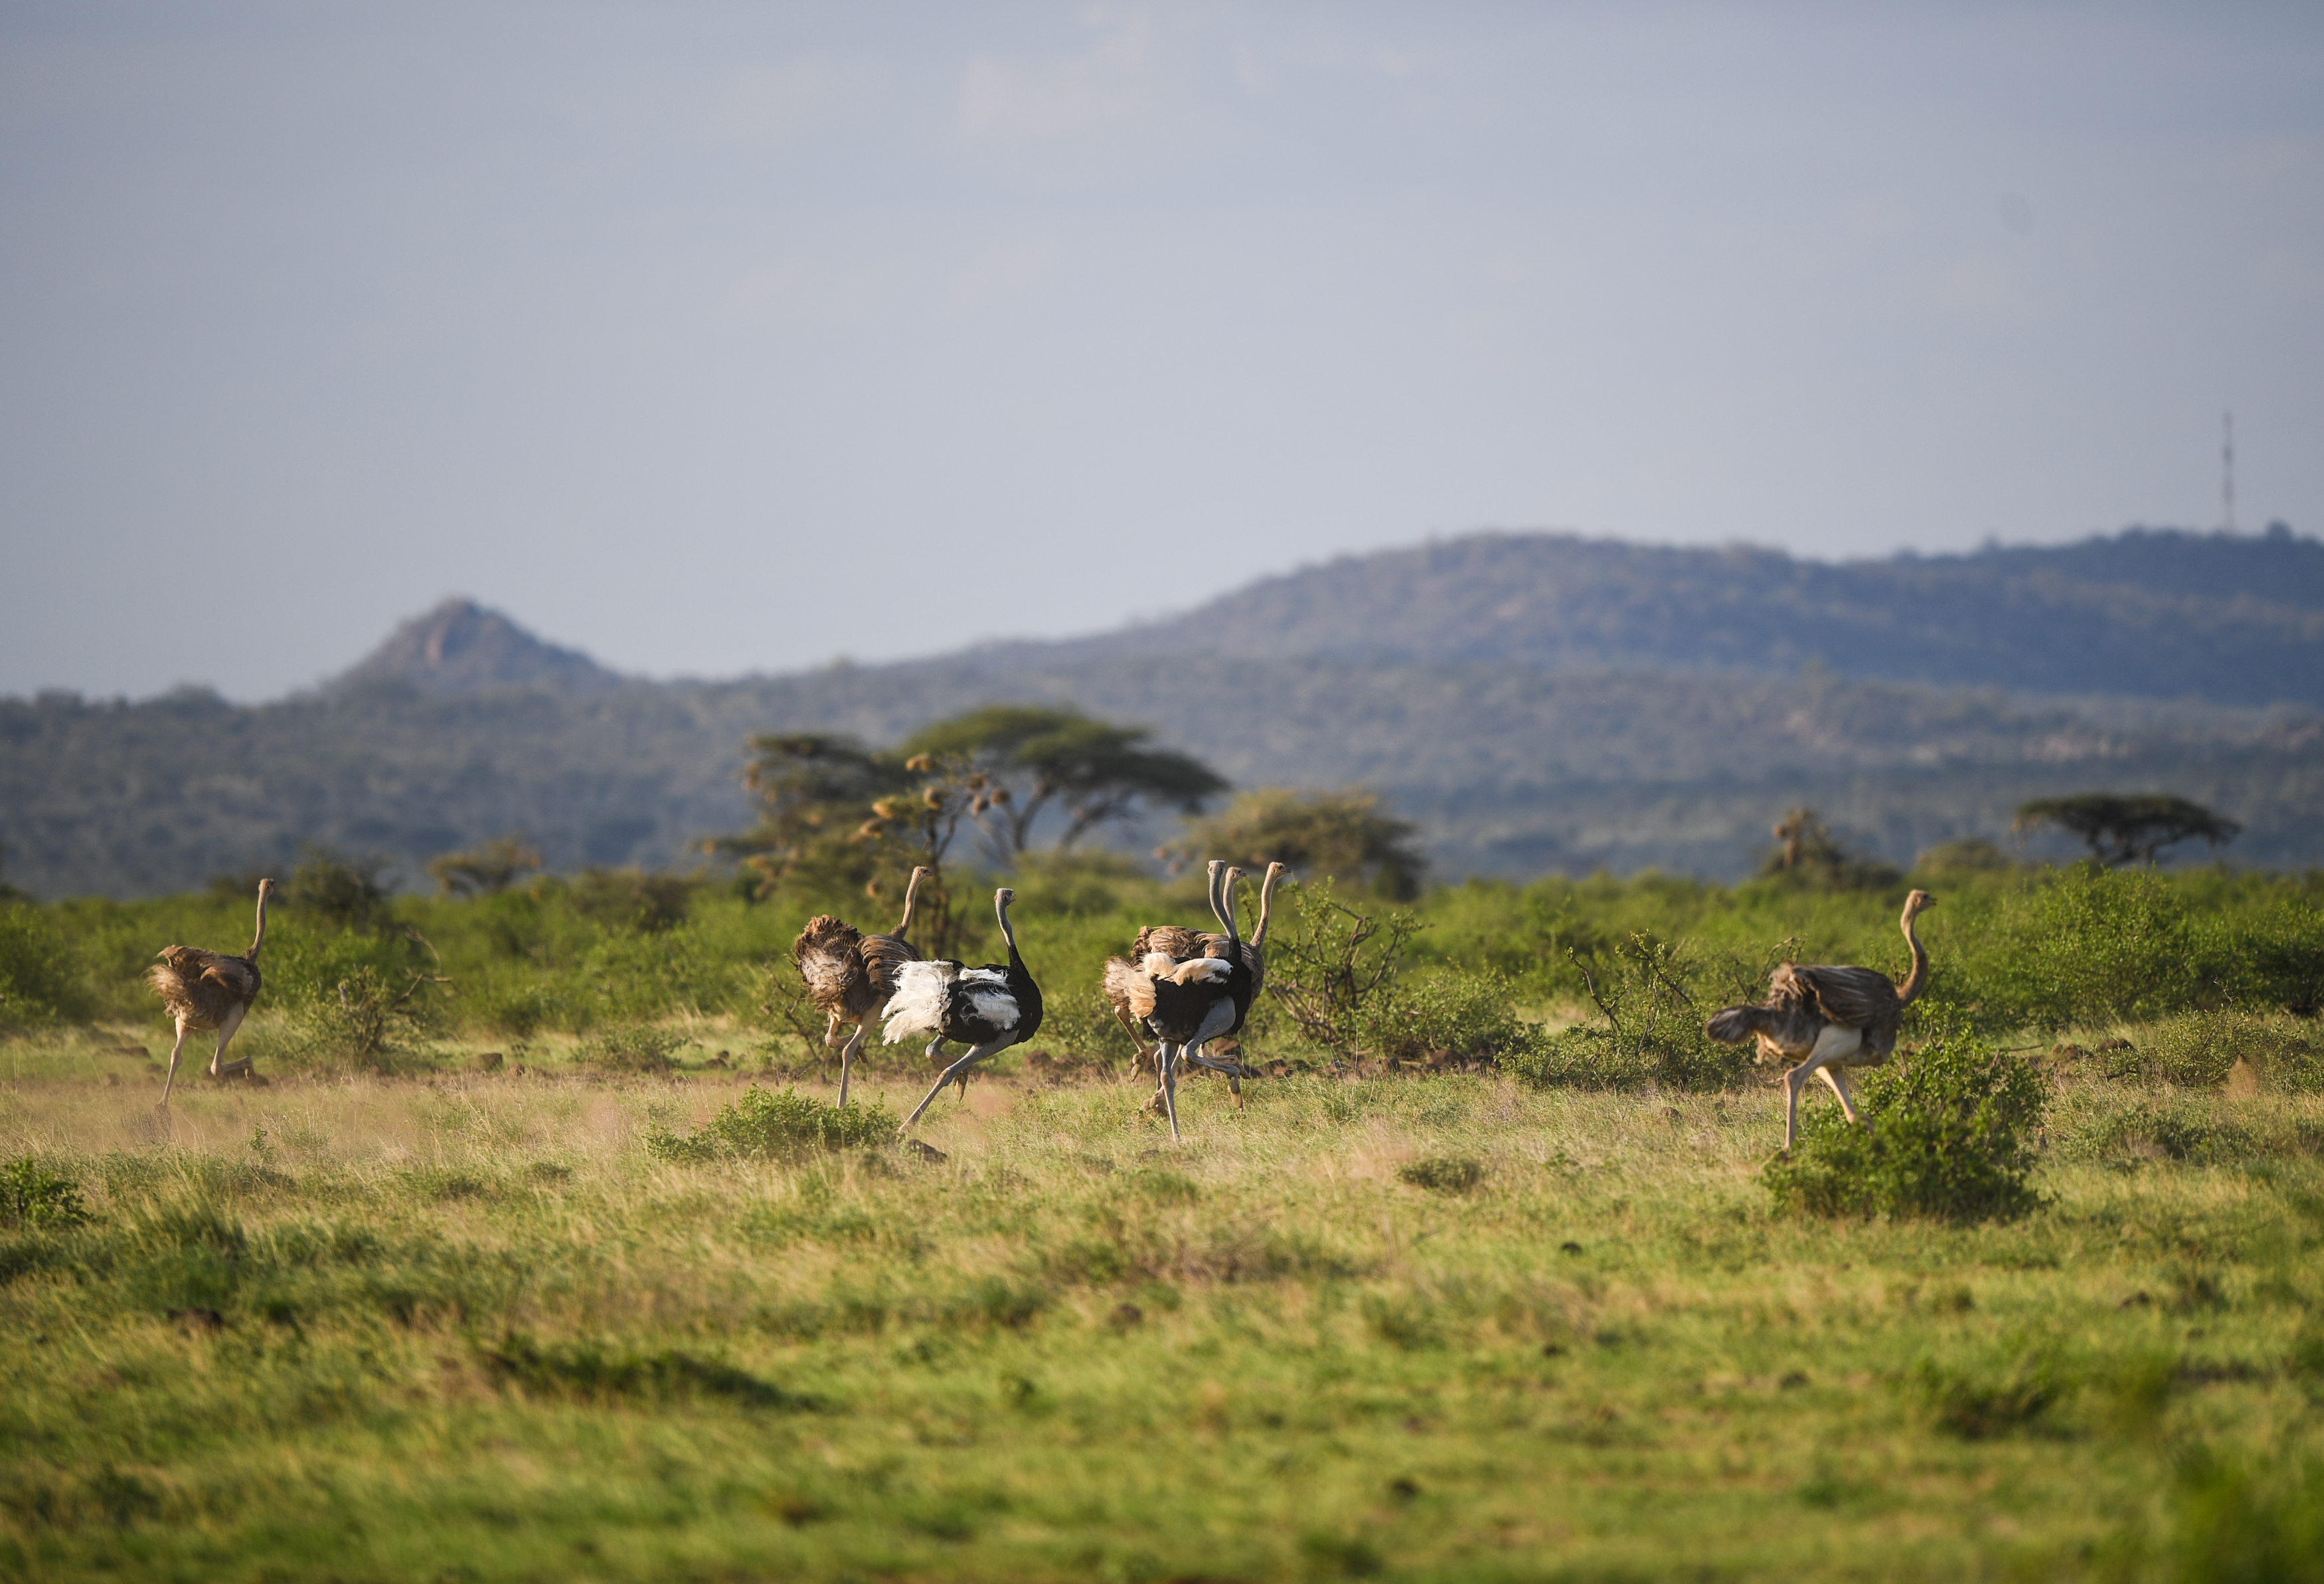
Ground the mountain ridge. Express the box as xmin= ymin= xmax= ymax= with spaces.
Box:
xmin=11 ymin=525 xmax=2324 ymax=899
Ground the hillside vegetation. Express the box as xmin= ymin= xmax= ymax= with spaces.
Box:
xmin=9 ymin=526 xmax=2324 ymax=899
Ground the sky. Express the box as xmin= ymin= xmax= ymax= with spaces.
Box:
xmin=2 ymin=1 xmax=2320 ymax=702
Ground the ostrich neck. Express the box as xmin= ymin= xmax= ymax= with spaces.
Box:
xmin=1894 ymin=907 xmax=1930 ymax=1004
xmin=894 ymin=868 xmax=925 ymax=937
xmin=1249 ymin=867 xmax=1279 ymax=948
xmin=1220 ymin=872 xmax=1244 ymax=949
xmin=248 ymin=889 xmax=271 ymax=960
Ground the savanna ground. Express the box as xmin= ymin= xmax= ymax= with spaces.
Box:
xmin=3 ymin=858 xmax=2323 ymax=1580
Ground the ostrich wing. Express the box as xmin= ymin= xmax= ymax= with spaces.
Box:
xmin=793 ymin=916 xmax=867 ymax=1010
xmin=882 ymin=960 xmax=958 ymax=1042
xmin=950 ymin=967 xmax=1021 ymax=1037
xmin=1132 ymin=924 xmax=1208 ymax=960
xmin=1774 ymin=963 xmax=1902 ymax=1029
xmin=856 ymin=932 xmax=918 ymax=998
xmin=197 ymin=954 xmax=257 ymax=997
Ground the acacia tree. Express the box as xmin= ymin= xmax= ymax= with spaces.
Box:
xmin=426 ymin=836 xmax=543 ymax=897
xmin=902 ymin=705 xmax=1226 ymax=862
xmin=2013 ymin=794 xmax=2240 ymax=868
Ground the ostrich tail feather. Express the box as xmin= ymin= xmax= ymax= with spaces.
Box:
xmin=881 ymin=960 xmax=957 ymax=1043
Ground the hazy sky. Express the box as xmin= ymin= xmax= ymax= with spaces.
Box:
xmin=3 ymin=2 xmax=2319 ymax=701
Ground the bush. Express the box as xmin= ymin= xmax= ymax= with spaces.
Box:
xmin=1507 ymin=934 xmax=1754 ymax=1091
xmin=1359 ymin=970 xmax=1531 ymax=1069
xmin=0 ymin=903 xmax=84 ymax=1027
xmin=1 ymin=1157 xmax=90 ymax=1230
xmin=1262 ymin=879 xmax=1424 ymax=1059
xmin=1764 ymin=1025 xmax=2047 ymax=1222
xmin=1994 ymin=865 xmax=2193 ymax=1031
xmin=2136 ymin=1010 xmax=2324 ymax=1093
xmin=2155 ymin=1449 xmax=2324 ymax=1584
xmin=579 ymin=1025 xmax=687 ymax=1074
xmin=645 ymin=1086 xmax=897 ymax=1162
xmin=1396 ymin=1156 xmax=1483 ymax=1193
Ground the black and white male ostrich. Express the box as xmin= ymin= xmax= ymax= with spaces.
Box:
xmin=1705 ymin=889 xmax=1936 ymax=1148
xmin=886 ymin=887 xmax=1044 ymax=1130
xmin=1124 ymin=865 xmax=1254 ymax=1141
xmin=793 ymin=866 xmax=929 ymax=1106
xmin=149 ymin=877 xmax=276 ymax=1106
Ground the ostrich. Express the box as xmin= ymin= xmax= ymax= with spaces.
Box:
xmin=1705 ymin=889 xmax=1936 ymax=1149
xmin=149 ymin=877 xmax=276 ymax=1106
xmin=887 ymin=887 xmax=1044 ymax=1131
xmin=1104 ymin=859 xmax=1288 ymax=1078
xmin=792 ymin=867 xmax=930 ymax=1106
xmin=1103 ymin=859 xmax=1230 ymax=1067
xmin=1128 ymin=865 xmax=1252 ymax=1142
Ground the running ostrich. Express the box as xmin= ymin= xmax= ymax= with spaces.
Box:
xmin=1706 ymin=889 xmax=1936 ymax=1149
xmin=1127 ymin=865 xmax=1253 ymax=1142
xmin=1104 ymin=859 xmax=1288 ymax=1069
xmin=1102 ymin=859 xmax=1230 ymax=1067
xmin=149 ymin=877 xmax=276 ymax=1106
xmin=888 ymin=887 xmax=1044 ymax=1130
xmin=793 ymin=866 xmax=929 ymax=1106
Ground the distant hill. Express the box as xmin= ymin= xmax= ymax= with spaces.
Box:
xmin=7 ymin=526 xmax=2323 ymax=899
xmin=1037 ymin=525 xmax=2324 ymax=707
xmin=331 ymin=598 xmax=623 ymax=695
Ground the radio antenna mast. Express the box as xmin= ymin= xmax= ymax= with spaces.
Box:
xmin=2221 ymin=410 xmax=2236 ymax=533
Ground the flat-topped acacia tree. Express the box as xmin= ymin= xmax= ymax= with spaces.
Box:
xmin=2013 ymin=793 xmax=2241 ymax=867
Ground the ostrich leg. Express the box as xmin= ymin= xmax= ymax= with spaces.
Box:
xmin=207 ymin=1002 xmax=251 ymax=1078
xmin=1782 ymin=1024 xmax=1865 ymax=1149
xmin=1816 ymin=1063 xmax=1864 ymax=1126
xmin=902 ymin=1038 xmax=1012 ymax=1130
xmin=835 ymin=1020 xmax=867 ymax=1107
xmin=160 ymin=1015 xmax=193 ymax=1107
xmin=1157 ymin=1043 xmax=1182 ymax=1142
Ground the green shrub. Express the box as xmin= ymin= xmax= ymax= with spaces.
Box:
xmin=1994 ymin=865 xmax=2194 ymax=1031
xmin=2136 ymin=1011 xmax=2324 ymax=1092
xmin=1 ymin=1157 xmax=90 ymax=1230
xmin=579 ymin=1025 xmax=686 ymax=1074
xmin=1359 ymin=969 xmax=1529 ymax=1067
xmin=1764 ymin=1025 xmax=2046 ymax=1223
xmin=645 ymin=1086 xmax=897 ymax=1162
xmin=2157 ymin=1449 xmax=2324 ymax=1584
xmin=1396 ymin=1156 xmax=1483 ymax=1193
xmin=1507 ymin=934 xmax=1754 ymax=1091
xmin=0 ymin=903 xmax=86 ymax=1026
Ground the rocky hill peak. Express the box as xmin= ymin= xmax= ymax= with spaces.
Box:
xmin=330 ymin=598 xmax=623 ymax=695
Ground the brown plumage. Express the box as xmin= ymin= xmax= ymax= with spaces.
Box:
xmin=1706 ymin=889 xmax=1936 ymax=1148
xmin=151 ymin=877 xmax=276 ymax=1106
xmin=792 ymin=866 xmax=928 ymax=1106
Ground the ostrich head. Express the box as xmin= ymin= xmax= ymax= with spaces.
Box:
xmin=1903 ymin=888 xmax=1935 ymax=918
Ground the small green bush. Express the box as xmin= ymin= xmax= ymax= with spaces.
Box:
xmin=2136 ymin=1010 xmax=2323 ymax=1092
xmin=1396 ymin=1156 xmax=1483 ymax=1193
xmin=1 ymin=1157 xmax=90 ymax=1230
xmin=0 ymin=903 xmax=86 ymax=1027
xmin=1764 ymin=1026 xmax=2046 ymax=1223
xmin=2156 ymin=1448 xmax=2324 ymax=1584
xmin=1505 ymin=934 xmax=1754 ymax=1091
xmin=645 ymin=1086 xmax=897 ymax=1162
xmin=579 ymin=1025 xmax=686 ymax=1074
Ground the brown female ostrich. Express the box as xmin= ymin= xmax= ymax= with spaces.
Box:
xmin=1705 ymin=889 xmax=1936 ymax=1148
xmin=149 ymin=877 xmax=276 ymax=1106
xmin=793 ymin=866 xmax=928 ymax=1106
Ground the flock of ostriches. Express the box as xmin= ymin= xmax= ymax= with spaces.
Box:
xmin=148 ymin=869 xmax=1937 ymax=1148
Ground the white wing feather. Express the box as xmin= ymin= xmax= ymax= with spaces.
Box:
xmin=882 ymin=959 xmax=957 ymax=1043
xmin=959 ymin=987 xmax=1021 ymax=1032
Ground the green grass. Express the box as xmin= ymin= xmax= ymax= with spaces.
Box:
xmin=2 ymin=1055 xmax=2320 ymax=1581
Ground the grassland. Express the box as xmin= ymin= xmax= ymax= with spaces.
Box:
xmin=3 ymin=1047 xmax=2321 ymax=1581
xmin=4 ymin=864 xmax=2323 ymax=1579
